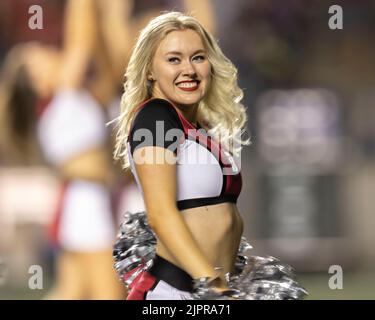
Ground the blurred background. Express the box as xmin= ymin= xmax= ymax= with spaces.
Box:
xmin=0 ymin=0 xmax=374 ymax=299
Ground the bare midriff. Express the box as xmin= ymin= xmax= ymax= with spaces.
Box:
xmin=155 ymin=202 xmax=244 ymax=278
xmin=59 ymin=147 xmax=114 ymax=185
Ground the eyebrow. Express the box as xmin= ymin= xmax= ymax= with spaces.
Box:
xmin=164 ymin=49 xmax=206 ymax=56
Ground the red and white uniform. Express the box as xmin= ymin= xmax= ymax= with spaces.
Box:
xmin=125 ymin=98 xmax=243 ymax=300
xmin=37 ymin=89 xmax=116 ymax=251
xmin=128 ymin=98 xmax=242 ymax=211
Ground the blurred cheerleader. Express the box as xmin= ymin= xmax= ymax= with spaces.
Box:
xmin=0 ymin=0 xmax=125 ymax=299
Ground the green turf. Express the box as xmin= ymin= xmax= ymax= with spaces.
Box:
xmin=1 ymin=272 xmax=374 ymax=300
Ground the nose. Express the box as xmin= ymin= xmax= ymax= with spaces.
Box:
xmin=181 ymin=60 xmax=197 ymax=77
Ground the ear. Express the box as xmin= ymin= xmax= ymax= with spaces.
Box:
xmin=147 ymin=67 xmax=155 ymax=81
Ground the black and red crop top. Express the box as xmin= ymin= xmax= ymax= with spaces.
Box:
xmin=127 ymin=98 xmax=242 ymax=210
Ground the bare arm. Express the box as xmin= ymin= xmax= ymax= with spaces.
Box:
xmin=95 ymin=0 xmax=134 ymax=83
xmin=183 ymin=0 xmax=216 ymax=35
xmin=58 ymin=0 xmax=96 ymax=89
xmin=56 ymin=1 xmax=116 ymax=181
xmin=133 ymin=146 xmax=219 ymax=280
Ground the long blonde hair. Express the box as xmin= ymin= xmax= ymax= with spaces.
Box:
xmin=113 ymin=11 xmax=250 ymax=169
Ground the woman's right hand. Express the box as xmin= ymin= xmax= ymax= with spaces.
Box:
xmin=206 ymin=274 xmax=234 ymax=296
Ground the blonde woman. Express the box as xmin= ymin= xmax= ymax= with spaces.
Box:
xmin=113 ymin=11 xmax=249 ymax=300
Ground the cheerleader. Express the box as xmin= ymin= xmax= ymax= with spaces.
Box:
xmin=112 ymin=12 xmax=248 ymax=300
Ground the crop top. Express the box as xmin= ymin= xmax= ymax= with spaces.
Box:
xmin=127 ymin=98 xmax=242 ymax=210
xmin=37 ymin=89 xmax=108 ymax=166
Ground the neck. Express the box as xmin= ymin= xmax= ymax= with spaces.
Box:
xmin=151 ymin=92 xmax=199 ymax=126
xmin=176 ymin=103 xmax=198 ymax=126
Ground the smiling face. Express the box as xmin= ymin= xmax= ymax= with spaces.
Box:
xmin=149 ymin=29 xmax=211 ymax=118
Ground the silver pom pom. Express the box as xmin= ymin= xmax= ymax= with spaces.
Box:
xmin=113 ymin=211 xmax=156 ymax=288
xmin=113 ymin=211 xmax=308 ymax=300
